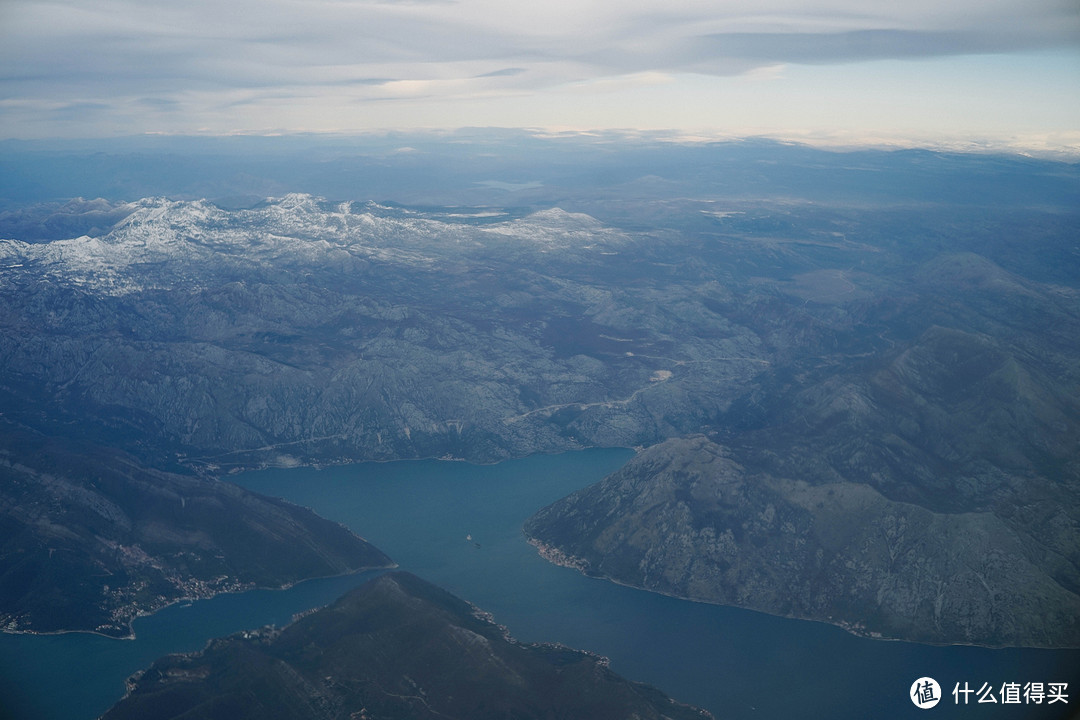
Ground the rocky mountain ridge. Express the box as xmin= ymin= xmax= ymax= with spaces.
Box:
xmin=0 ymin=195 xmax=765 ymax=470
xmin=0 ymin=195 xmax=630 ymax=296
xmin=525 ymin=436 xmax=1080 ymax=647
xmin=522 ymin=245 xmax=1080 ymax=648
xmin=2 ymin=185 xmax=1078 ymax=649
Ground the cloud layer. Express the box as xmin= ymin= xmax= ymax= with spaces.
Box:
xmin=1 ymin=0 xmax=1077 ymax=139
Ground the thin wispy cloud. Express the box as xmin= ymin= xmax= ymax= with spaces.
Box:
xmin=1 ymin=0 xmax=1077 ymax=143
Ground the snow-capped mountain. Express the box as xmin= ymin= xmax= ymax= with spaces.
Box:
xmin=0 ymin=195 xmax=628 ymax=295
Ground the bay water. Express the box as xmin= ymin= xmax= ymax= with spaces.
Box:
xmin=1 ymin=448 xmax=1077 ymax=719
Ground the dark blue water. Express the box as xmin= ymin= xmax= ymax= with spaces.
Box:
xmin=0 ymin=570 xmax=386 ymax=720
xmin=2 ymin=449 xmax=1077 ymax=720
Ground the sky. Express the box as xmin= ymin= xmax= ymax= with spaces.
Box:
xmin=1 ymin=0 xmax=1079 ymax=151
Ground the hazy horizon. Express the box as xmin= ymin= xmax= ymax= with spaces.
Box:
xmin=2 ymin=1 xmax=1077 ymax=155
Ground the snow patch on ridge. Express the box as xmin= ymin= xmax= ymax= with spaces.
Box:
xmin=0 ymin=196 xmax=624 ymax=294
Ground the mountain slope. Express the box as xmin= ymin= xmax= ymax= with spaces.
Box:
xmin=525 ymin=436 xmax=1080 ymax=647
xmin=0 ymin=195 xmax=765 ymax=468
xmin=522 ymin=230 xmax=1080 ymax=648
xmin=102 ymin=572 xmax=712 ymax=720
xmin=0 ymin=429 xmax=392 ymax=638
xmin=2 ymin=178 xmax=1078 ymax=649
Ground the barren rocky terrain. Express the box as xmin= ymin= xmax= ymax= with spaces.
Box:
xmin=2 ymin=139 xmax=1077 ymax=649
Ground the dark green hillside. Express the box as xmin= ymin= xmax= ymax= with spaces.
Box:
xmin=0 ymin=429 xmax=392 ymax=638
xmin=102 ymin=572 xmax=711 ymax=720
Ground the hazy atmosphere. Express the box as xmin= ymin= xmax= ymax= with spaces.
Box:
xmin=2 ymin=0 xmax=1078 ymax=150
xmin=2 ymin=3 xmax=1079 ymax=720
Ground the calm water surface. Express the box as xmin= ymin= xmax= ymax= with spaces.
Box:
xmin=2 ymin=449 xmax=1077 ymax=720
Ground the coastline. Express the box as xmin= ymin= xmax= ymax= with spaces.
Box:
xmin=200 ymin=442 xmax=643 ymax=476
xmin=523 ymin=535 xmax=1076 ymax=651
xmin=0 ymin=562 xmax=397 ymax=641
xmin=3 ymin=446 xmax=635 ymax=642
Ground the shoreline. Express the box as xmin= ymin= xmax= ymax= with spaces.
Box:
xmin=197 ymin=443 xmax=643 ymax=477
xmin=3 ymin=447 xmax=638 ymax=642
xmin=523 ymin=535 xmax=1077 ymax=652
xmin=0 ymin=562 xmax=397 ymax=641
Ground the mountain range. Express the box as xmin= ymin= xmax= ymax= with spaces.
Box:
xmin=0 ymin=137 xmax=1077 ymax=719
xmin=102 ymin=571 xmax=712 ymax=720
